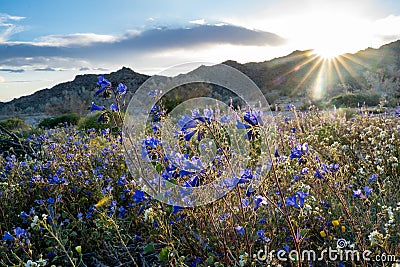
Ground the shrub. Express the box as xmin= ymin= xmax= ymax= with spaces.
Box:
xmin=0 ymin=117 xmax=30 ymax=132
xmin=330 ymin=93 xmax=381 ymax=107
xmin=38 ymin=112 xmax=81 ymax=129
xmin=78 ymin=112 xmax=123 ymax=133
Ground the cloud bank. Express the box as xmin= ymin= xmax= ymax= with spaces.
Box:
xmin=0 ymin=24 xmax=285 ymax=69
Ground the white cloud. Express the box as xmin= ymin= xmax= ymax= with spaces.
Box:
xmin=0 ymin=75 xmax=5 ymax=83
xmin=34 ymin=33 xmax=118 ymax=47
xmin=189 ymin=19 xmax=206 ymax=25
xmin=372 ymin=15 xmax=400 ymax=41
xmin=0 ymin=56 xmax=93 ymax=72
xmin=0 ymin=13 xmax=25 ymax=25
xmin=0 ymin=13 xmax=26 ymax=42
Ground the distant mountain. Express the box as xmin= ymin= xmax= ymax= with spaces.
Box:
xmin=1 ymin=40 xmax=399 ymax=118
xmin=222 ymin=40 xmax=400 ymax=104
xmin=0 ymin=67 xmax=149 ymax=118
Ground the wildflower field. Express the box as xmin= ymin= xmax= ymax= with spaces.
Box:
xmin=0 ymin=76 xmax=399 ymax=267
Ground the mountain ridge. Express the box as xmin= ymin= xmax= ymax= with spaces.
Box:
xmin=1 ymin=40 xmax=399 ymax=118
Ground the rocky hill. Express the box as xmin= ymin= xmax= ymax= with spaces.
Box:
xmin=0 ymin=67 xmax=149 ymax=117
xmin=1 ymin=40 xmax=399 ymax=118
xmin=223 ymin=40 xmax=400 ymax=104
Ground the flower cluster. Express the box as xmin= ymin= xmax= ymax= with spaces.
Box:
xmin=1 ymin=82 xmax=399 ymax=266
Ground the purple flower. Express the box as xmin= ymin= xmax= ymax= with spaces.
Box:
xmin=236 ymin=120 xmax=251 ymax=129
xmin=95 ymin=75 xmax=111 ymax=95
xmin=352 ymin=189 xmax=363 ymax=198
xmin=220 ymin=115 xmax=231 ymax=123
xmin=395 ymin=106 xmax=400 ymax=117
xmin=364 ymin=186 xmax=373 ymax=197
xmin=314 ymin=169 xmax=323 ymax=179
xmin=284 ymin=117 xmax=292 ymax=123
xmin=257 ymin=229 xmax=265 ymax=240
xmin=238 ymin=168 xmax=253 ymax=184
xmin=328 ymin=163 xmax=340 ymax=172
xmin=244 ymin=110 xmax=263 ymax=126
xmin=172 ymin=206 xmax=184 ymax=214
xmin=246 ymin=185 xmax=255 ymax=197
xmin=148 ymin=89 xmax=162 ymax=97
xmin=14 ymin=227 xmax=27 ymax=239
xmin=90 ymin=101 xmax=105 ymax=112
xmin=183 ymin=175 xmax=199 ymax=187
xmin=234 ymin=226 xmax=245 ymax=235
xmin=143 ymin=136 xmax=160 ymax=149
xmin=117 ymin=83 xmax=127 ymax=95
xmin=290 ymin=143 xmax=308 ymax=160
xmin=296 ymin=191 xmax=309 ymax=207
xmin=236 ymin=110 xmax=263 ymax=140
xmin=133 ymin=189 xmax=146 ymax=203
xmin=286 ymin=195 xmax=299 ymax=208
xmin=190 ymin=256 xmax=201 ymax=267
xmin=241 ymin=198 xmax=250 ymax=207
xmin=254 ymin=195 xmax=267 ymax=211
xmin=110 ymin=103 xmax=118 ymax=112
xmin=184 ymin=130 xmax=197 ymax=141
xmin=116 ymin=175 xmax=128 ymax=186
xmin=300 ymin=167 xmax=309 ymax=174
xmin=283 ymin=244 xmax=290 ymax=253
xmin=286 ymin=103 xmax=295 ymax=110
xmin=118 ymin=206 xmax=128 ymax=218
xmin=2 ymin=231 xmax=14 ymax=241
xmin=20 ymin=211 xmax=29 ymax=219
xmin=368 ymin=174 xmax=378 ymax=183
xmin=97 ymin=75 xmax=111 ymax=89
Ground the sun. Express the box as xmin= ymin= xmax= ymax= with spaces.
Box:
xmin=312 ymin=47 xmax=342 ymax=60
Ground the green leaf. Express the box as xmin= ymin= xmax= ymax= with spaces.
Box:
xmin=143 ymin=243 xmax=155 ymax=254
xmin=156 ymin=163 xmax=163 ymax=173
xmin=149 ymin=229 xmax=158 ymax=235
xmin=158 ymin=247 xmax=171 ymax=261
xmin=300 ymin=229 xmax=308 ymax=236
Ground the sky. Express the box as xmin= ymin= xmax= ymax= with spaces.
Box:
xmin=0 ymin=0 xmax=400 ymax=101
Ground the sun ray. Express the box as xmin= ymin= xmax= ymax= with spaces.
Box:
xmin=293 ymin=56 xmax=323 ymax=94
xmin=331 ymin=56 xmax=346 ymax=85
xmin=272 ymin=53 xmax=321 ymax=88
xmin=333 ymin=56 xmax=366 ymax=88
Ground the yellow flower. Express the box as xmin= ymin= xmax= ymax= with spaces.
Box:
xmin=75 ymin=245 xmax=82 ymax=254
xmin=332 ymin=220 xmax=340 ymax=227
xmin=329 ymin=235 xmax=333 ymax=240
xmin=95 ymin=197 xmax=110 ymax=207
xmin=341 ymin=226 xmax=346 ymax=233
xmin=320 ymin=230 xmax=326 ymax=238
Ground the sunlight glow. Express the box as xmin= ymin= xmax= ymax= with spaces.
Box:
xmin=312 ymin=48 xmax=341 ymax=60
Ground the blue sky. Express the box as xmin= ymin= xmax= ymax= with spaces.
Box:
xmin=1 ymin=0 xmax=400 ymax=101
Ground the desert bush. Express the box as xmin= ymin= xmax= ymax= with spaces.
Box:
xmin=0 ymin=117 xmax=30 ymax=132
xmin=330 ymin=93 xmax=381 ymax=107
xmin=38 ymin=112 xmax=81 ymax=129
xmin=78 ymin=112 xmax=123 ymax=133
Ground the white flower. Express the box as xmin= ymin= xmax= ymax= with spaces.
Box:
xmin=30 ymin=215 xmax=39 ymax=228
xmin=368 ymin=230 xmax=384 ymax=246
xmin=144 ymin=208 xmax=154 ymax=223
xmin=239 ymin=252 xmax=248 ymax=267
